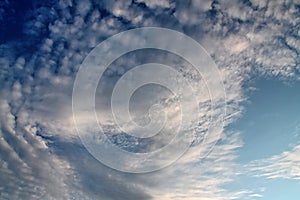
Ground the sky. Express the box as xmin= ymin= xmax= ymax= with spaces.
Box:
xmin=0 ymin=0 xmax=300 ymax=199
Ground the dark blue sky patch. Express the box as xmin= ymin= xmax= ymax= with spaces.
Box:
xmin=0 ymin=0 xmax=57 ymax=54
xmin=0 ymin=0 xmax=33 ymax=43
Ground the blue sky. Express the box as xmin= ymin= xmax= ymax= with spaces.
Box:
xmin=225 ymin=78 xmax=300 ymax=199
xmin=232 ymin=78 xmax=300 ymax=163
xmin=0 ymin=0 xmax=299 ymax=199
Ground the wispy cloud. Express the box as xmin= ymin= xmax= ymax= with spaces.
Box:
xmin=0 ymin=0 xmax=299 ymax=199
xmin=247 ymin=144 xmax=300 ymax=180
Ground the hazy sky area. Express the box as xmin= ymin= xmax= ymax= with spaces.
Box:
xmin=0 ymin=0 xmax=299 ymax=199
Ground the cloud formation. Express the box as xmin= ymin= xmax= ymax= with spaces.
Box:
xmin=0 ymin=0 xmax=299 ymax=199
xmin=248 ymin=144 xmax=300 ymax=180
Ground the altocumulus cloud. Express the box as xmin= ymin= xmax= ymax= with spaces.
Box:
xmin=0 ymin=0 xmax=299 ymax=199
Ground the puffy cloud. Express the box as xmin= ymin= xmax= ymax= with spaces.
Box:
xmin=0 ymin=0 xmax=299 ymax=199
xmin=135 ymin=0 xmax=174 ymax=9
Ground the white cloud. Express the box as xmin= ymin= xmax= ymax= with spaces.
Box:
xmin=247 ymin=144 xmax=300 ymax=180
xmin=224 ymin=35 xmax=250 ymax=54
xmin=0 ymin=99 xmax=81 ymax=199
xmin=147 ymin=131 xmax=244 ymax=200
xmin=136 ymin=0 xmax=173 ymax=9
xmin=0 ymin=0 xmax=299 ymax=199
xmin=249 ymin=193 xmax=263 ymax=198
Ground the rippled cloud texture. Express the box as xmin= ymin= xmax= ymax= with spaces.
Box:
xmin=0 ymin=0 xmax=299 ymax=199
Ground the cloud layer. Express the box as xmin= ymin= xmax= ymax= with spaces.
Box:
xmin=0 ymin=0 xmax=299 ymax=199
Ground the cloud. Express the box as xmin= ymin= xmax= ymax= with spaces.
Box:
xmin=135 ymin=0 xmax=174 ymax=9
xmin=249 ymin=193 xmax=263 ymax=198
xmin=247 ymin=144 xmax=300 ymax=180
xmin=0 ymin=99 xmax=76 ymax=199
xmin=146 ymin=131 xmax=244 ymax=200
xmin=49 ymin=139 xmax=153 ymax=200
xmin=0 ymin=0 xmax=299 ymax=199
